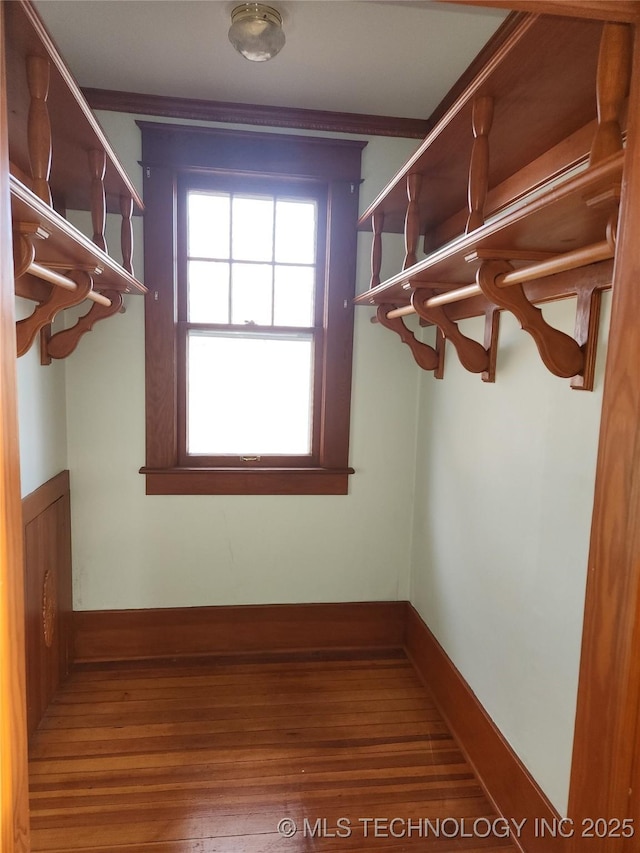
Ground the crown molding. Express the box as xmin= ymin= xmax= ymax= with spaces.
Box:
xmin=82 ymin=88 xmax=430 ymax=139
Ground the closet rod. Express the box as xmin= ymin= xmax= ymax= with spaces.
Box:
xmin=29 ymin=261 xmax=111 ymax=307
xmin=385 ymin=238 xmax=613 ymax=320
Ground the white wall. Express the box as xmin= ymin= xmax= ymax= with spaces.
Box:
xmin=410 ymin=296 xmax=610 ymax=815
xmin=64 ymin=112 xmax=422 ymax=610
xmin=15 ymin=298 xmax=67 ymax=497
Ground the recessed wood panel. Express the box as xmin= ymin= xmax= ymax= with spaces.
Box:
xmin=22 ymin=470 xmax=72 ymax=739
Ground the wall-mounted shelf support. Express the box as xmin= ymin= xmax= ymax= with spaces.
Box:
xmin=16 ymin=269 xmax=94 ymax=357
xmin=434 ymin=328 xmax=446 ymax=380
xmin=411 ymin=287 xmax=490 ymax=374
xmin=570 ymin=280 xmax=602 ymax=391
xmin=44 ymin=289 xmax=123 ymax=362
xmin=482 ymin=307 xmax=500 ymax=384
xmin=476 ymin=259 xmax=585 ymax=379
xmin=375 ymin=304 xmax=440 ymax=371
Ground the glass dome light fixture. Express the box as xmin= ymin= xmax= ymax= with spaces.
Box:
xmin=228 ymin=3 xmax=286 ymax=62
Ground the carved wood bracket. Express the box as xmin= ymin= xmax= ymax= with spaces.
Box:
xmin=45 ymin=289 xmax=123 ymax=361
xmin=16 ymin=270 xmax=93 ymax=357
xmin=476 ymin=260 xmax=585 ymax=379
xmin=412 ymin=287 xmax=490 ymax=374
xmin=376 ymin=304 xmax=440 ymax=371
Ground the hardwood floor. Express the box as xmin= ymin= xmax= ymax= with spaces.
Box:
xmin=28 ymin=652 xmax=518 ymax=852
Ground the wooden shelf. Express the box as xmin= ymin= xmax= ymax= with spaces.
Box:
xmin=4 ymin=0 xmax=143 ymax=215
xmin=355 ymin=152 xmax=623 ymax=307
xmin=5 ymin=0 xmax=146 ymax=360
xmin=358 ymin=14 xmax=604 ymax=238
xmin=11 ymin=176 xmax=146 ymax=297
xmin=356 ymin=11 xmax=631 ymax=390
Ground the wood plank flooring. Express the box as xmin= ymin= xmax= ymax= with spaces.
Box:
xmin=28 ymin=652 xmax=519 ymax=852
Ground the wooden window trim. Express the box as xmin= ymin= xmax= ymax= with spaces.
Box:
xmin=139 ymin=122 xmax=365 ymax=496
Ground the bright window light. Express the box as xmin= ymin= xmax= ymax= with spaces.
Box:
xmin=187 ymin=332 xmax=314 ymax=455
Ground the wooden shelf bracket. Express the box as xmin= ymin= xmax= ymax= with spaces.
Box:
xmin=44 ymin=288 xmax=123 ymax=361
xmin=476 ymin=259 xmax=585 ymax=379
xmin=411 ymin=287 xmax=490 ymax=375
xmin=376 ymin=304 xmax=440 ymax=371
xmin=16 ymin=268 xmax=94 ymax=357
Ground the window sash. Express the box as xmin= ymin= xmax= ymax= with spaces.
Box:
xmin=177 ymin=174 xmax=327 ymax=468
xmin=177 ymin=323 xmax=324 ymax=467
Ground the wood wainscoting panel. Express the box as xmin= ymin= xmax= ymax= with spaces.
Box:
xmin=73 ymin=601 xmax=408 ymax=663
xmin=404 ymin=604 xmax=564 ymax=853
xmin=22 ymin=470 xmax=73 ymax=739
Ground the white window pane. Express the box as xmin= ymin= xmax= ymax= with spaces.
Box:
xmin=232 ymin=196 xmax=274 ymax=261
xmin=275 ymin=200 xmax=316 ymax=264
xmin=231 ymin=263 xmax=272 ymax=325
xmin=188 ymin=261 xmax=229 ymax=323
xmin=187 ymin=333 xmax=313 ymax=455
xmin=273 ymin=266 xmax=315 ymax=327
xmin=188 ymin=193 xmax=230 ymax=259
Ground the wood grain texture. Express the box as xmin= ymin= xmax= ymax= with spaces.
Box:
xmin=476 ymin=260 xmax=584 ymax=379
xmin=46 ymin=290 xmax=123 ymax=360
xmin=73 ymin=602 xmax=408 ymax=663
xmin=15 ymin=268 xmax=94 ymax=357
xmin=10 ymin=176 xmax=146 ymax=296
xmin=412 ymin=288 xmax=489 ymax=374
xmin=141 ymin=467 xmax=353 ymax=496
xmin=22 ymin=471 xmax=73 ymax=739
xmin=568 ymin=28 xmax=640 ymax=852
xmin=404 ymin=605 xmax=563 ymax=853
xmin=590 ymin=23 xmax=633 ymax=164
xmin=358 ymin=15 xmax=604 ymax=235
xmin=4 ymin=0 xmax=143 ymax=213
xmin=0 ymin=3 xmax=31 ymax=847
xmin=355 ymin=154 xmax=623 ymax=308
xmin=376 ymin=304 xmax=439 ymax=371
xmin=28 ymin=652 xmax=519 ymax=853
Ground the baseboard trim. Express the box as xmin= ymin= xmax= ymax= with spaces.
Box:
xmin=404 ymin=604 xmax=564 ymax=853
xmin=73 ymin=600 xmax=407 ymax=663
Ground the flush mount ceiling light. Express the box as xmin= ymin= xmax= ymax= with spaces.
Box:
xmin=228 ymin=3 xmax=286 ymax=62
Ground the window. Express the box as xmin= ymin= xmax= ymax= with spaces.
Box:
xmin=139 ymin=122 xmax=365 ymax=495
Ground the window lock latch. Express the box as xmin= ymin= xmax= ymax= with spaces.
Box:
xmin=240 ymin=456 xmax=261 ymax=462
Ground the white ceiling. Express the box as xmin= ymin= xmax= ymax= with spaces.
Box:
xmin=34 ymin=1 xmax=508 ymax=120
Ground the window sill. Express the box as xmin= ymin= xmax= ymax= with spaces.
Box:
xmin=140 ymin=467 xmax=355 ymax=496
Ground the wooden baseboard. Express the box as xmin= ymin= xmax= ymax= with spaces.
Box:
xmin=73 ymin=600 xmax=407 ymax=663
xmin=71 ymin=596 xmax=566 ymax=852
xmin=22 ymin=470 xmax=73 ymax=738
xmin=404 ymin=604 xmax=564 ymax=853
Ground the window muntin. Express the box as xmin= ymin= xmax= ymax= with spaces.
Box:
xmin=179 ymin=182 xmax=323 ymax=464
xmin=186 ymin=190 xmax=317 ymax=326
